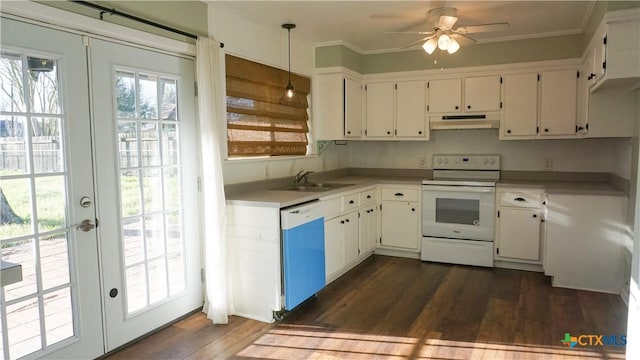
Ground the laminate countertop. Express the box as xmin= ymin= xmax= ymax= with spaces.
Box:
xmin=497 ymin=179 xmax=626 ymax=196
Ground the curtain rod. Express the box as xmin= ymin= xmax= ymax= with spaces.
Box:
xmin=69 ymin=0 xmax=225 ymax=47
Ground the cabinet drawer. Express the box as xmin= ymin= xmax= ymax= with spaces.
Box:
xmin=499 ymin=191 xmax=544 ymax=208
xmin=343 ymin=193 xmax=360 ymax=211
xmin=321 ymin=197 xmax=342 ymax=219
xmin=360 ymin=188 xmax=378 ymax=205
xmin=381 ymin=187 xmax=419 ymax=202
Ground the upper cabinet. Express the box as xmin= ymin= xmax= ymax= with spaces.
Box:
xmin=539 ymin=70 xmax=578 ymax=137
xmin=427 ymin=76 xmax=501 ymax=114
xmin=364 ymin=80 xmax=428 ymax=140
xmin=502 ymin=73 xmax=538 ymax=138
xmin=314 ymin=69 xmax=363 ymax=140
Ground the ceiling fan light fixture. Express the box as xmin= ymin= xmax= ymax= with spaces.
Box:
xmin=422 ymin=38 xmax=437 ymax=54
xmin=447 ymin=38 xmax=460 ymax=54
xmin=437 ymin=33 xmax=451 ymax=50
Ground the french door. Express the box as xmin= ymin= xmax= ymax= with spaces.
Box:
xmin=89 ymin=39 xmax=201 ymax=351
xmin=0 ymin=18 xmax=103 ymax=359
xmin=1 ymin=17 xmax=201 ymax=358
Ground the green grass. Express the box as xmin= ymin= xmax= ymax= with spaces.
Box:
xmin=1 ymin=172 xmax=181 ymax=240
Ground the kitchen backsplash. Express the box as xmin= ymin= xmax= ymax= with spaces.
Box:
xmin=222 ymin=130 xmax=631 ymax=185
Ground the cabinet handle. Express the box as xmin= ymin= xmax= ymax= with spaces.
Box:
xmin=418 ymin=131 xmax=422 ymax=135
xmin=544 ymin=128 xmax=549 ymax=132
xmin=349 ymin=200 xmax=355 ymax=204
xmin=345 ymin=219 xmax=350 ymax=223
xmin=542 ymin=201 xmax=546 ymax=205
xmin=541 ymin=218 xmax=545 ymax=223
xmin=347 ymin=130 xmax=351 ymax=134
xmin=394 ymin=193 xmax=404 ymax=197
xmin=578 ymin=126 xmax=584 ymax=131
xmin=514 ymin=197 xmax=526 ymax=202
xmin=366 ymin=195 xmax=371 ymax=199
xmin=467 ymin=105 xmax=471 ymax=109
xmin=533 ymin=214 xmax=537 ymax=218
xmin=507 ymin=129 xmax=511 ymax=134
xmin=411 ymin=208 xmax=415 ymax=212
xmin=340 ymin=220 xmax=345 ymax=224
xmin=454 ymin=105 xmax=459 ymax=110
xmin=387 ymin=131 xmax=391 ymax=135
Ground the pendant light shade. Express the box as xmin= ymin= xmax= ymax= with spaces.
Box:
xmin=280 ymin=23 xmax=301 ymax=105
xmin=447 ymin=38 xmax=461 ymax=54
xmin=437 ymin=34 xmax=451 ymax=50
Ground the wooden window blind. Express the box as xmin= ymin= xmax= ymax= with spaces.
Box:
xmin=225 ymin=55 xmax=311 ymax=157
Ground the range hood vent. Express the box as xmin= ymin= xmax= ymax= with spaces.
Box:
xmin=430 ymin=114 xmax=500 ymax=130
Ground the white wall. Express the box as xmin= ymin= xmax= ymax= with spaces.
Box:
xmin=207 ymin=2 xmax=342 ymax=185
xmin=347 ymin=130 xmax=631 ymax=175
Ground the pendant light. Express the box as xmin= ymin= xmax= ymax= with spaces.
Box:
xmin=280 ymin=23 xmax=301 ymax=105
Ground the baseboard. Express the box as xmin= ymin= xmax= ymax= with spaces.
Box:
xmin=494 ymin=260 xmax=544 ymax=272
xmin=374 ymin=248 xmax=420 ymax=259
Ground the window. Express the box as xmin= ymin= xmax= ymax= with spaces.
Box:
xmin=225 ymin=55 xmax=311 ymax=157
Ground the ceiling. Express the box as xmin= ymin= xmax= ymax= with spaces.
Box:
xmin=218 ymin=1 xmax=595 ymax=53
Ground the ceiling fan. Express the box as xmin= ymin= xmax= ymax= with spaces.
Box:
xmin=386 ymin=7 xmax=510 ymax=54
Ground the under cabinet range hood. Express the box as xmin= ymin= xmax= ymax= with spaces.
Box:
xmin=430 ymin=114 xmax=500 ymax=130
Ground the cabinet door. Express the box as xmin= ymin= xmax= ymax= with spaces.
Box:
xmin=464 ymin=75 xmax=501 ymax=112
xmin=314 ymin=73 xmax=343 ymax=140
xmin=381 ymin=202 xmax=419 ymax=250
xmin=427 ymin=78 xmax=461 ymax=113
xmin=365 ymin=82 xmax=394 ymax=137
xmin=343 ymin=211 xmax=360 ymax=265
xmin=498 ymin=208 xmax=541 ymax=261
xmin=344 ymin=77 xmax=363 ymax=138
xmin=502 ymin=73 xmax=538 ymax=136
xmin=540 ymin=70 xmax=577 ymax=136
xmin=324 ymin=217 xmax=344 ymax=279
xmin=396 ymin=80 xmax=426 ymax=137
xmin=359 ymin=206 xmax=379 ymax=254
xmin=594 ymin=28 xmax=607 ymax=83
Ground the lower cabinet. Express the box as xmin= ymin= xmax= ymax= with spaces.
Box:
xmin=495 ymin=187 xmax=545 ymax=266
xmin=359 ymin=205 xmax=379 ymax=255
xmin=379 ymin=185 xmax=421 ymax=251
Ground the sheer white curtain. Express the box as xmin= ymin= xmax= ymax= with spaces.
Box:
xmin=196 ymin=37 xmax=234 ymax=324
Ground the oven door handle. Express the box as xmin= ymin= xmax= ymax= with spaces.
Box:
xmin=422 ymin=185 xmax=495 ymax=193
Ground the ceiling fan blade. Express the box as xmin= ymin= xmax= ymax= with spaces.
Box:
xmin=451 ymin=33 xmax=477 ymax=46
xmin=401 ymin=36 xmax=433 ymax=49
xmin=438 ymin=15 xmax=458 ymax=30
xmin=384 ymin=31 xmax=435 ymax=36
xmin=455 ymin=23 xmax=510 ymax=34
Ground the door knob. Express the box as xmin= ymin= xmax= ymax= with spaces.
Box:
xmin=75 ymin=219 xmax=96 ymax=232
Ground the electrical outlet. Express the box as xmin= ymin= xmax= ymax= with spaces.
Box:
xmin=418 ymin=157 xmax=427 ymax=169
xmin=543 ymin=158 xmax=552 ymax=171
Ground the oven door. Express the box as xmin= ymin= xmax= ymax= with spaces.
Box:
xmin=422 ymin=185 xmax=495 ymax=241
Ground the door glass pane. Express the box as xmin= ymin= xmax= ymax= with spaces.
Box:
xmin=31 ymin=117 xmax=63 ymax=173
xmin=115 ymin=70 xmax=185 ymax=315
xmin=435 ymin=198 xmax=480 ymax=225
xmin=0 ymin=116 xmax=28 ymax=174
xmin=1 ymin=51 xmax=76 ymax=359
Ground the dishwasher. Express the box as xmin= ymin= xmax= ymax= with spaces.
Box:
xmin=281 ymin=201 xmax=325 ymax=311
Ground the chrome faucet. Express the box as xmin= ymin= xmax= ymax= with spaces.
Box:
xmin=293 ymin=170 xmax=314 ymax=185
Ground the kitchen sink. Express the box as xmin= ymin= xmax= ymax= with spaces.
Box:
xmin=276 ymin=182 xmax=355 ymax=192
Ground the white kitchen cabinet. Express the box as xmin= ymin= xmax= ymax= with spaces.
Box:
xmin=545 ymin=193 xmax=628 ymax=294
xmin=497 ymin=209 xmax=542 ymax=261
xmin=359 ymin=205 xmax=379 ymax=255
xmin=539 ymin=69 xmax=578 ymax=136
xmin=495 ymin=187 xmax=545 ymax=267
xmin=365 ymin=82 xmax=395 ymax=137
xmin=344 ymin=76 xmax=364 ymax=138
xmin=324 ymin=215 xmax=345 ymax=280
xmin=427 ymin=78 xmax=461 ymax=113
xmin=365 ymin=81 xmax=427 ymax=139
xmin=342 ymin=210 xmax=360 ymax=266
xmin=380 ymin=185 xmax=420 ymax=251
xmin=501 ymin=73 xmax=538 ymax=138
xmin=464 ymin=75 xmax=502 ymax=112
xmin=314 ymin=69 xmax=363 ymax=140
xmin=427 ymin=76 xmax=501 ymax=114
xmin=396 ymin=80 xmax=427 ymax=138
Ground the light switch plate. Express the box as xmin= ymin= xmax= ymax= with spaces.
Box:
xmin=543 ymin=158 xmax=552 ymax=171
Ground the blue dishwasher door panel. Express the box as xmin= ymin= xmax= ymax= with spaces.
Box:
xmin=282 ymin=217 xmax=325 ymax=310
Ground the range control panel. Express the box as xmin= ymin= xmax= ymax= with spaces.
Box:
xmin=433 ymin=154 xmax=501 ymax=170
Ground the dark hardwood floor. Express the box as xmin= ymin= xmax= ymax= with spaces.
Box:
xmin=105 ymin=255 xmax=628 ymax=359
